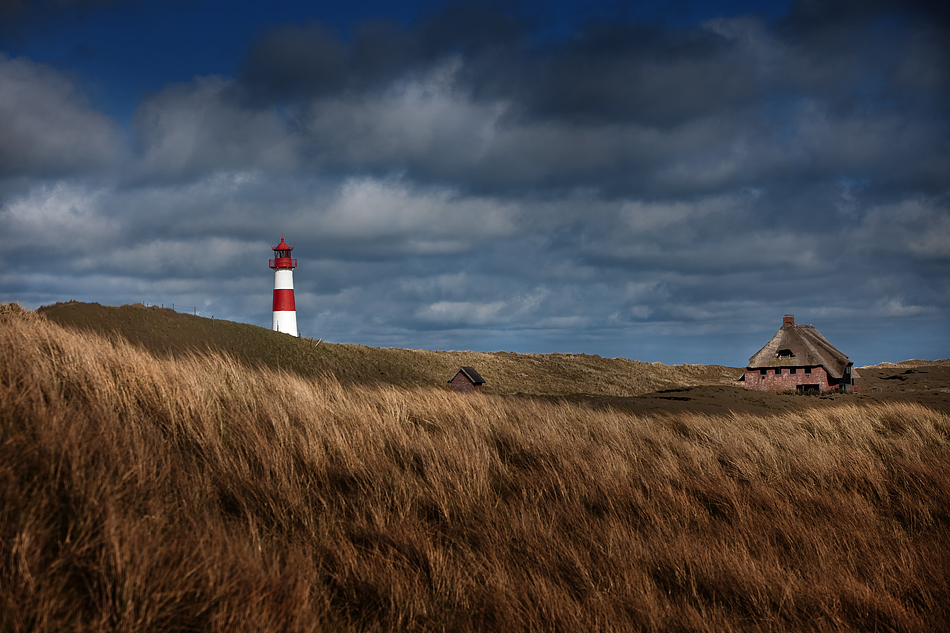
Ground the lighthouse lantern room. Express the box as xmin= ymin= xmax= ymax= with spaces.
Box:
xmin=269 ymin=236 xmax=298 ymax=336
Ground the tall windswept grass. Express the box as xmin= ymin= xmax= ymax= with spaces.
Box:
xmin=2 ymin=302 xmax=949 ymax=632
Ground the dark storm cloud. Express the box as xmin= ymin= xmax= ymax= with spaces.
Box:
xmin=213 ymin=0 xmax=948 ymax=198
xmin=0 ymin=54 xmax=122 ymax=177
xmin=239 ymin=23 xmax=350 ymax=102
xmin=238 ymin=3 xmax=524 ymax=104
xmin=777 ymin=0 xmax=950 ymax=37
xmin=469 ymin=22 xmax=760 ymax=127
xmin=771 ymin=0 xmax=949 ymax=123
xmin=237 ymin=5 xmax=763 ymax=127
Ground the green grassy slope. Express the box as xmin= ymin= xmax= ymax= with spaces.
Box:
xmin=37 ymin=301 xmax=741 ymax=396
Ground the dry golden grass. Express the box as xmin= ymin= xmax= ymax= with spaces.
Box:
xmin=2 ymin=302 xmax=949 ymax=632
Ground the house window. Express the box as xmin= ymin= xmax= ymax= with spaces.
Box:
xmin=804 ymin=367 xmax=812 ymax=375
xmin=789 ymin=368 xmax=797 ymax=374
xmin=777 ymin=349 xmax=795 ymax=358
xmin=774 ymin=368 xmax=784 ymax=375
xmin=759 ymin=369 xmax=767 ymax=376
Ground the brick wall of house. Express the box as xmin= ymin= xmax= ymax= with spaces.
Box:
xmin=744 ymin=366 xmax=831 ymax=392
xmin=450 ymin=373 xmax=481 ymax=393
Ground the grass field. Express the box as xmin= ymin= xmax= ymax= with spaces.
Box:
xmin=36 ymin=301 xmax=740 ymax=396
xmin=3 ymin=302 xmax=950 ymax=631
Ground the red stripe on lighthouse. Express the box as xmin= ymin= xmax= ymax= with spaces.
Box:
xmin=273 ymin=289 xmax=296 ymax=311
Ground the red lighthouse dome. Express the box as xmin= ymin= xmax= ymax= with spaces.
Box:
xmin=269 ymin=237 xmax=297 ymax=270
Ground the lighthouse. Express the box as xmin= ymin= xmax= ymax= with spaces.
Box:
xmin=269 ymin=236 xmax=298 ymax=336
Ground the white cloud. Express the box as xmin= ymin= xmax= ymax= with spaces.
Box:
xmin=811 ymin=298 xmax=939 ymax=319
xmin=620 ymin=194 xmax=736 ymax=233
xmin=0 ymin=182 xmax=117 ymax=253
xmin=416 ymin=300 xmax=507 ymax=326
xmin=132 ymin=76 xmax=297 ymax=180
xmin=300 ymin=57 xmax=507 ymax=170
xmin=873 ymin=298 xmax=937 ymax=318
xmin=87 ymin=236 xmax=254 ymax=276
xmin=318 ymin=176 xmax=519 ymax=251
xmin=622 ymin=281 xmax=665 ymax=302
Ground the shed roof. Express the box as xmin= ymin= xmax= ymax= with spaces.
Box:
xmin=747 ymin=322 xmax=851 ymax=378
xmin=449 ymin=366 xmax=485 ymax=384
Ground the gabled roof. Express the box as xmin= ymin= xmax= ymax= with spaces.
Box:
xmin=748 ymin=322 xmax=851 ymax=378
xmin=449 ymin=366 xmax=485 ymax=384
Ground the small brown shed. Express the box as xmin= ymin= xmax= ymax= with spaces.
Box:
xmin=448 ymin=367 xmax=485 ymax=393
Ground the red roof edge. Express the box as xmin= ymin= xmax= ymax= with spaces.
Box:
xmin=273 ymin=236 xmax=294 ymax=251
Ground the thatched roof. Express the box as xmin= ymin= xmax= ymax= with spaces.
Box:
xmin=747 ymin=322 xmax=851 ymax=379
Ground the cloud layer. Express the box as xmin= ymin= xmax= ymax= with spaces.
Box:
xmin=1 ymin=0 xmax=948 ymax=364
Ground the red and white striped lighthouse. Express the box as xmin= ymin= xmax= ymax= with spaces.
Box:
xmin=269 ymin=236 xmax=298 ymax=336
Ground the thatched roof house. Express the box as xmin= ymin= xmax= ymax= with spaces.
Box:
xmin=743 ymin=315 xmax=855 ymax=393
xmin=448 ymin=367 xmax=485 ymax=393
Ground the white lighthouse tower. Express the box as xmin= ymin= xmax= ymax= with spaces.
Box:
xmin=269 ymin=236 xmax=298 ymax=336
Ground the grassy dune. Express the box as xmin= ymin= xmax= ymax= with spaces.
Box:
xmin=37 ymin=301 xmax=739 ymax=396
xmin=2 ymin=303 xmax=950 ymax=631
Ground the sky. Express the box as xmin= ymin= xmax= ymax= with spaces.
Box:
xmin=1 ymin=0 xmax=948 ymax=366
